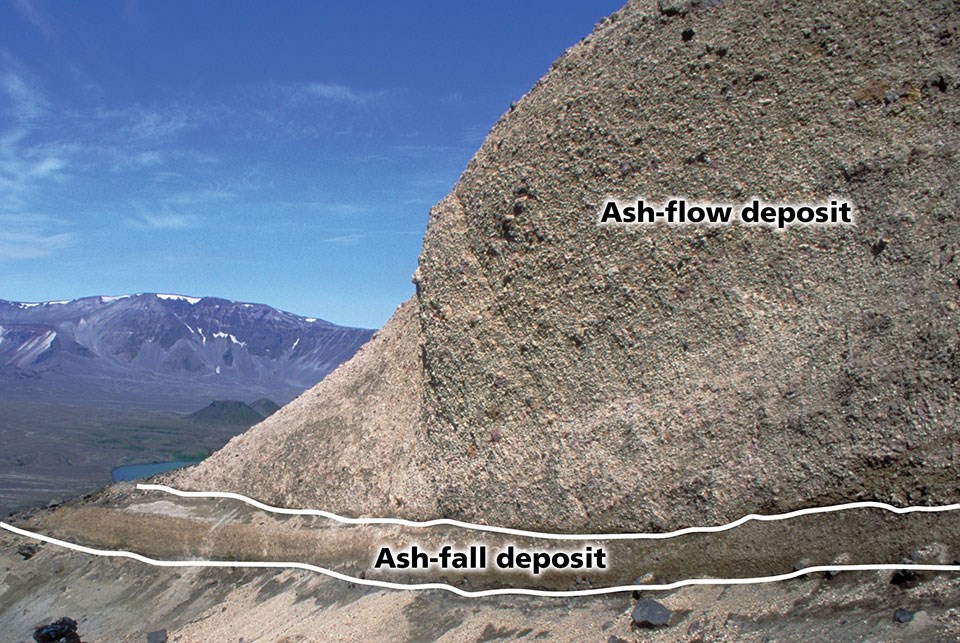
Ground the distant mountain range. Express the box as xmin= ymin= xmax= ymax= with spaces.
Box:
xmin=0 ymin=293 xmax=374 ymax=410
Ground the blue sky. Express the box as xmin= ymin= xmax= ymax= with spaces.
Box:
xmin=0 ymin=1 xmax=623 ymax=328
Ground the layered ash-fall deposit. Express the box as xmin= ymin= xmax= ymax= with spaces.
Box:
xmin=177 ymin=0 xmax=960 ymax=533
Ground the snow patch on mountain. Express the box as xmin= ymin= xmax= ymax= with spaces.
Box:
xmin=213 ymin=332 xmax=246 ymax=347
xmin=13 ymin=330 xmax=56 ymax=368
xmin=156 ymin=294 xmax=202 ymax=304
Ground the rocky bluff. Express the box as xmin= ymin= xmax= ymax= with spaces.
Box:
xmin=177 ymin=0 xmax=960 ymax=533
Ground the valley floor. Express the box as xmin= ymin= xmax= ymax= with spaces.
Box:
xmin=0 ymin=401 xmax=252 ymax=514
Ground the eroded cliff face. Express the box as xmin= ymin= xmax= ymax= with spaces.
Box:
xmin=180 ymin=0 xmax=959 ymax=532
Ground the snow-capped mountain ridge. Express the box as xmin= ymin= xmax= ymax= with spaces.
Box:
xmin=7 ymin=293 xmax=330 ymax=321
xmin=0 ymin=293 xmax=374 ymax=408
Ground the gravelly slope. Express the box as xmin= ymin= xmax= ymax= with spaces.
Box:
xmin=176 ymin=300 xmax=436 ymax=518
xmin=178 ymin=0 xmax=959 ymax=534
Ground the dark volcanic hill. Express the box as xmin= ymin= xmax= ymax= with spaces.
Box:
xmin=0 ymin=293 xmax=374 ymax=409
xmin=249 ymin=398 xmax=281 ymax=418
xmin=189 ymin=400 xmax=268 ymax=426
xmin=179 ymin=0 xmax=959 ymax=535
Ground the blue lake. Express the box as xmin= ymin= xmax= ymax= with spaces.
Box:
xmin=111 ymin=460 xmax=200 ymax=482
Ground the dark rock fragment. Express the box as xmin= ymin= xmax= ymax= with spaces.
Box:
xmin=890 ymin=568 xmax=921 ymax=587
xmin=33 ymin=616 xmax=82 ymax=643
xmin=659 ymin=0 xmax=723 ymax=16
xmin=146 ymin=630 xmax=168 ymax=643
xmin=658 ymin=0 xmax=691 ymax=16
xmin=928 ymin=72 xmax=948 ymax=93
xmin=682 ymin=27 xmax=696 ymax=42
xmin=632 ymin=598 xmax=672 ymax=628
xmin=18 ymin=544 xmax=39 ymax=560
xmin=893 ymin=607 xmax=915 ymax=623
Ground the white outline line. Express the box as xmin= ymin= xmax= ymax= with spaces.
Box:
xmin=2 ymin=521 xmax=958 ymax=598
xmin=138 ymin=484 xmax=960 ymax=541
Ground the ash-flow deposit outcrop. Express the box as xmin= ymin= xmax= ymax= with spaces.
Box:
xmin=177 ymin=0 xmax=959 ymax=534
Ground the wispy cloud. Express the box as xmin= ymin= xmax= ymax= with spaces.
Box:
xmin=323 ymin=233 xmax=362 ymax=246
xmin=0 ymin=213 xmax=73 ymax=260
xmin=393 ymin=143 xmax=451 ymax=158
xmin=0 ymin=65 xmax=74 ymax=215
xmin=126 ymin=212 xmax=196 ymax=231
xmin=1 ymin=69 xmax=48 ymax=122
xmin=0 ymin=212 xmax=65 ymax=227
xmin=27 ymin=155 xmax=65 ymax=177
xmin=0 ymin=127 xmax=68 ymax=202
xmin=122 ymin=0 xmax=145 ymax=26
xmin=314 ymin=202 xmax=371 ymax=217
xmin=264 ymin=201 xmax=373 ymax=218
xmin=302 ymin=82 xmax=383 ymax=104
xmin=12 ymin=0 xmax=57 ymax=42
xmin=440 ymin=91 xmax=464 ymax=106
xmin=0 ymin=230 xmax=72 ymax=259
xmin=120 ymin=106 xmax=193 ymax=141
xmin=165 ymin=187 xmax=235 ymax=206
